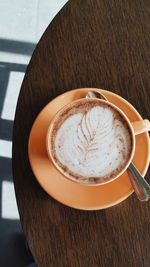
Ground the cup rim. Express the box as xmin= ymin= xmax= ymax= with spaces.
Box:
xmin=46 ymin=97 xmax=135 ymax=186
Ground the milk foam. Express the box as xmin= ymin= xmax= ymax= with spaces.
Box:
xmin=54 ymin=105 xmax=131 ymax=179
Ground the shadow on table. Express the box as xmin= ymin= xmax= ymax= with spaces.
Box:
xmin=0 ymin=39 xmax=36 ymax=267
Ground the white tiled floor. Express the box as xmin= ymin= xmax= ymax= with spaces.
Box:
xmin=0 ymin=0 xmax=68 ymax=43
xmin=36 ymin=0 xmax=68 ymax=41
xmin=0 ymin=1 xmax=68 ymax=266
xmin=0 ymin=0 xmax=38 ymax=42
xmin=2 ymin=181 xmax=19 ymax=220
xmin=1 ymin=71 xmax=24 ymax=120
xmin=0 ymin=140 xmax=12 ymax=158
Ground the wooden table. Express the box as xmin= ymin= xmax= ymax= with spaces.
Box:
xmin=12 ymin=0 xmax=150 ymax=266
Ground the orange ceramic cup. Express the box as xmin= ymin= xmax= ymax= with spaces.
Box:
xmin=46 ymin=96 xmax=150 ymax=186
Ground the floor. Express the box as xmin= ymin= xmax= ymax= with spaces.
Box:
xmin=0 ymin=1 xmax=68 ymax=266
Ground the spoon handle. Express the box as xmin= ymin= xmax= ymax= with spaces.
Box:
xmin=128 ymin=162 xmax=150 ymax=201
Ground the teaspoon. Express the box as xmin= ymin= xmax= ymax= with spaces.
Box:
xmin=85 ymin=90 xmax=150 ymax=201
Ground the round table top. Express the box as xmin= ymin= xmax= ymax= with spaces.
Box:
xmin=12 ymin=0 xmax=150 ymax=266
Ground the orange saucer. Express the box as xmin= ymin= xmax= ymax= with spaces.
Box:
xmin=28 ymin=89 xmax=150 ymax=210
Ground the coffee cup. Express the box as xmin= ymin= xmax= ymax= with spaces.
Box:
xmin=46 ymin=94 xmax=150 ymax=186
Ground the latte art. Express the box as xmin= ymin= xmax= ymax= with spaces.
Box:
xmin=49 ymin=100 xmax=132 ymax=184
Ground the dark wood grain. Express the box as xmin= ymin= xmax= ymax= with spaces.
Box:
xmin=12 ymin=0 xmax=150 ymax=266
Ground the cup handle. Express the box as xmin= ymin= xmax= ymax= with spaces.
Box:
xmin=131 ymin=120 xmax=150 ymax=135
xmin=87 ymin=91 xmax=150 ymax=135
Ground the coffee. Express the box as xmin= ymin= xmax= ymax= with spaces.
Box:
xmin=47 ymin=99 xmax=133 ymax=184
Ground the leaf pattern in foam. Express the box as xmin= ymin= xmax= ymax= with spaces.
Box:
xmin=76 ymin=106 xmax=114 ymax=162
xmin=55 ymin=105 xmax=132 ymax=177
